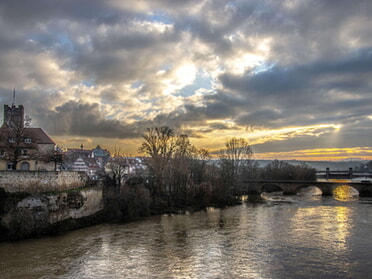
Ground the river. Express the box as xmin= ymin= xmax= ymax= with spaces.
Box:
xmin=1 ymin=187 xmax=372 ymax=278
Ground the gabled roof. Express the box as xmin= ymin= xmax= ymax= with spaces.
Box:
xmin=0 ymin=126 xmax=55 ymax=146
xmin=24 ymin=128 xmax=55 ymax=145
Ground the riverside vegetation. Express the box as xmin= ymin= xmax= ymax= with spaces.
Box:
xmin=105 ymin=126 xmax=317 ymax=222
xmin=0 ymin=126 xmax=317 ymax=240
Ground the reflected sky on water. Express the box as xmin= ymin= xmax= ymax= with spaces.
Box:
xmin=1 ymin=191 xmax=372 ymax=278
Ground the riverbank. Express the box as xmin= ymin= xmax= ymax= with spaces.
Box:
xmin=0 ymin=186 xmax=105 ymax=241
xmin=0 ymin=177 xmax=242 ymax=241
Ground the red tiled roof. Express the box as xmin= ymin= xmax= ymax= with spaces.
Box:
xmin=0 ymin=127 xmax=55 ymax=146
xmin=25 ymin=128 xmax=55 ymax=144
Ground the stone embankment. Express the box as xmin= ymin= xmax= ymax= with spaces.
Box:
xmin=0 ymin=171 xmax=87 ymax=193
xmin=0 ymin=171 xmax=105 ymax=241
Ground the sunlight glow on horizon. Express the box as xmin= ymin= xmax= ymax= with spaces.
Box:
xmin=52 ymin=121 xmax=371 ymax=162
xmin=186 ymin=122 xmax=343 ymax=149
xmin=253 ymin=147 xmax=372 ymax=161
xmin=53 ymin=134 xmax=372 ymax=161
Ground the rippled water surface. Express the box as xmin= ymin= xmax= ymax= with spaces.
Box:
xmin=1 ymin=194 xmax=372 ymax=278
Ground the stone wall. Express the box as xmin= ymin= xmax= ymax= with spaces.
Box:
xmin=0 ymin=187 xmax=104 ymax=240
xmin=0 ymin=171 xmax=88 ymax=193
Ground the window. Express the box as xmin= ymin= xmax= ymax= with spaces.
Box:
xmin=0 ymin=150 xmax=4 ymax=157
xmin=25 ymin=138 xmax=32 ymax=144
xmin=20 ymin=162 xmax=30 ymax=171
xmin=7 ymin=162 xmax=13 ymax=170
xmin=8 ymin=138 xmax=15 ymax=143
xmin=21 ymin=149 xmax=28 ymax=156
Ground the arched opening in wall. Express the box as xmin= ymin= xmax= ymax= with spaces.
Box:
xmin=260 ymin=183 xmax=282 ymax=200
xmin=333 ymin=185 xmax=359 ymax=201
xmin=20 ymin=162 xmax=30 ymax=171
xmin=261 ymin=183 xmax=283 ymax=193
xmin=297 ymin=185 xmax=322 ymax=196
xmin=359 ymin=186 xmax=372 ymax=197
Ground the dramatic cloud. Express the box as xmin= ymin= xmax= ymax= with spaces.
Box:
xmin=1 ymin=0 xmax=372 ymax=159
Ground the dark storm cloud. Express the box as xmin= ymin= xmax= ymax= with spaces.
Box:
xmin=38 ymin=101 xmax=140 ymax=138
xmin=75 ymin=29 xmax=180 ymax=84
xmin=0 ymin=0 xmax=115 ymax=25
xmin=221 ymin=48 xmax=372 ymax=95
xmin=147 ymin=92 xmax=246 ymax=130
xmin=218 ymin=48 xmax=372 ymax=129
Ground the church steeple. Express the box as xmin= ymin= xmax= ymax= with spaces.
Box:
xmin=12 ymin=88 xmax=16 ymax=106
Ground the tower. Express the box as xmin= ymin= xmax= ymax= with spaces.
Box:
xmin=2 ymin=104 xmax=25 ymax=128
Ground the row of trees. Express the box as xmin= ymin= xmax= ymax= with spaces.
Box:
xmin=137 ymin=126 xmax=214 ymax=208
xmin=259 ymin=160 xmax=316 ymax=181
xmin=107 ymin=126 xmax=316 ymax=217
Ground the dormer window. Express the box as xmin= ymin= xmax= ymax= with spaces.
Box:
xmin=25 ymin=138 xmax=32 ymax=144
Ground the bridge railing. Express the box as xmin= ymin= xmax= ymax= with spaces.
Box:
xmin=316 ymin=168 xmax=372 ymax=180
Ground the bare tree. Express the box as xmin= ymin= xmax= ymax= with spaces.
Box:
xmin=38 ymin=146 xmax=64 ymax=171
xmin=138 ymin=126 xmax=178 ymax=195
xmin=0 ymin=119 xmax=39 ymax=170
xmin=105 ymin=148 xmax=129 ymax=187
xmin=219 ymin=137 xmax=253 ymax=194
xmin=138 ymin=126 xmax=177 ymax=157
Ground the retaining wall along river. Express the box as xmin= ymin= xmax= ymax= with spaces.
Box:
xmin=0 ymin=171 xmax=104 ymax=241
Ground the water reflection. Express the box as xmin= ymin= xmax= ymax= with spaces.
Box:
xmin=2 ymin=196 xmax=372 ymax=278
xmin=297 ymin=186 xmax=323 ymax=196
xmin=261 ymin=184 xmax=360 ymax=203
xmin=334 ymin=185 xmax=359 ymax=201
xmin=288 ymin=205 xmax=352 ymax=253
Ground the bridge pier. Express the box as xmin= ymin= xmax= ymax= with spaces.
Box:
xmin=282 ymin=189 xmax=297 ymax=195
xmin=247 ymin=193 xmax=264 ymax=202
xmin=320 ymin=188 xmax=333 ymax=196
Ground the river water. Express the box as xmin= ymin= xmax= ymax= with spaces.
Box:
xmin=1 ymin=188 xmax=372 ymax=279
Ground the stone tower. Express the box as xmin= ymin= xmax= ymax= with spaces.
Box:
xmin=2 ymin=104 xmax=24 ymax=128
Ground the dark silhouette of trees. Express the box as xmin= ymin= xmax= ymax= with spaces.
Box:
xmin=112 ymin=125 xmax=321 ymax=219
xmin=259 ymin=160 xmax=316 ymax=181
xmin=138 ymin=126 xmax=178 ymax=195
xmin=218 ymin=137 xmax=254 ymax=195
xmin=138 ymin=126 xmax=217 ymax=210
xmin=105 ymin=148 xmax=130 ymax=187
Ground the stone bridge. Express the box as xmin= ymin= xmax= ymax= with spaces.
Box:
xmin=241 ymin=180 xmax=372 ymax=197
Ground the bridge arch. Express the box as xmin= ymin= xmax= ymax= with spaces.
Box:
xmin=333 ymin=185 xmax=359 ymax=200
xmin=261 ymin=183 xmax=283 ymax=193
xmin=296 ymin=185 xmax=323 ymax=196
xmin=357 ymin=184 xmax=372 ymax=197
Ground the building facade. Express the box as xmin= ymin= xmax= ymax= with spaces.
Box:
xmin=0 ymin=104 xmax=56 ymax=171
xmin=63 ymin=145 xmax=111 ymax=179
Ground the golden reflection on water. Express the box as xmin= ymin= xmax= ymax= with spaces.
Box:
xmin=334 ymin=185 xmax=359 ymax=201
xmin=320 ymin=179 xmax=360 ymax=201
xmin=333 ymin=206 xmax=352 ymax=248
xmin=289 ymin=205 xmax=352 ymax=253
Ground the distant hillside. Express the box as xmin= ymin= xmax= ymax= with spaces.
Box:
xmin=253 ymin=160 xmax=368 ymax=171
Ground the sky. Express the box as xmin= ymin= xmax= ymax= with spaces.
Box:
xmin=1 ymin=0 xmax=372 ymax=161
